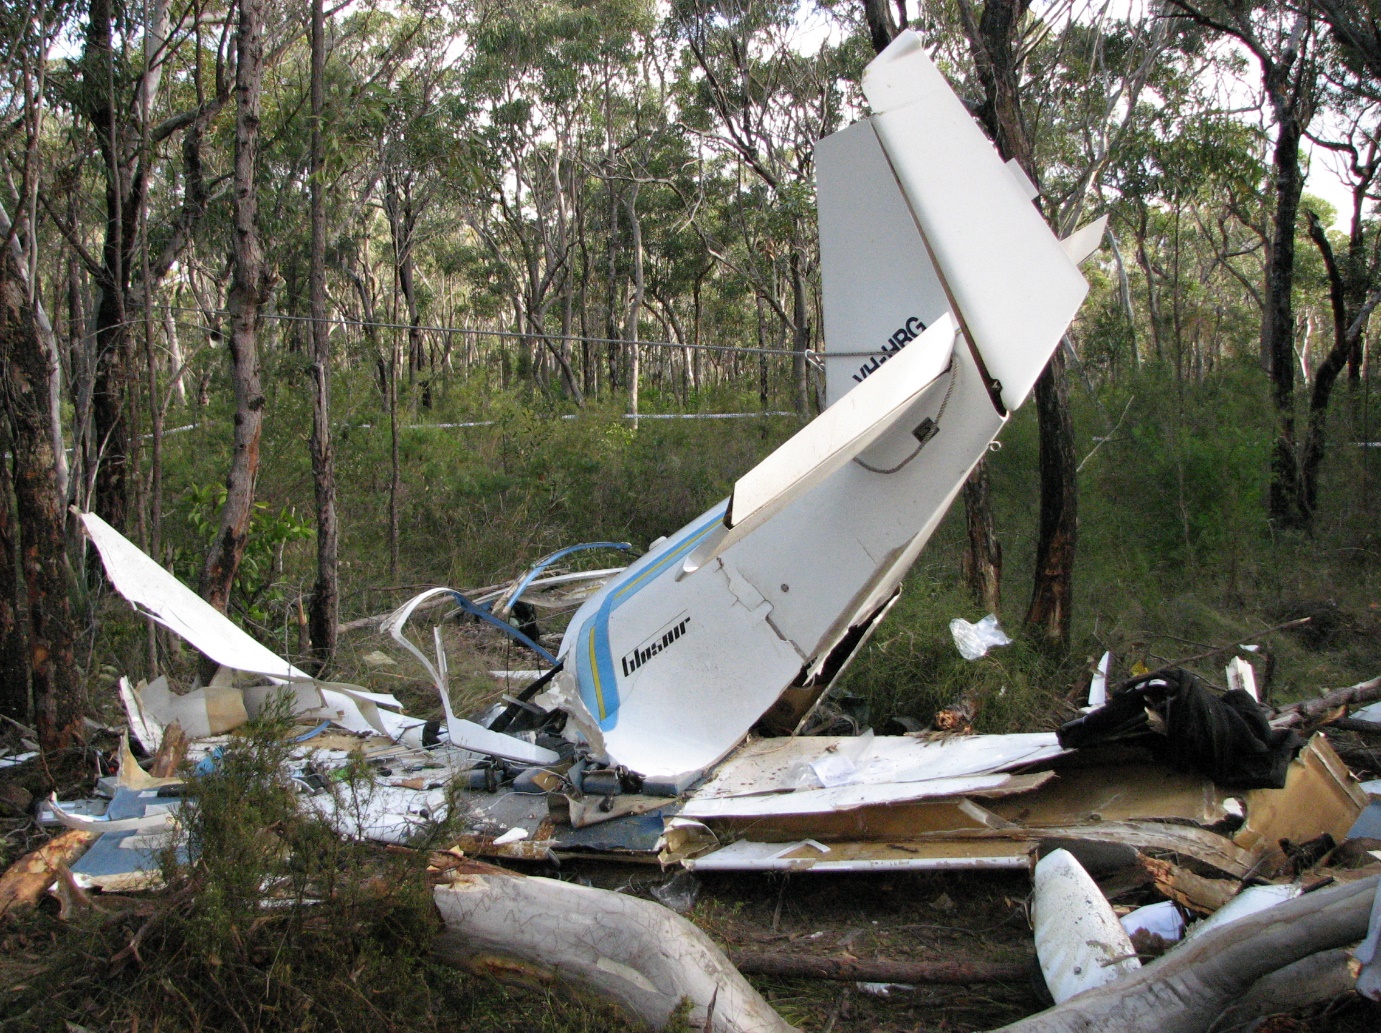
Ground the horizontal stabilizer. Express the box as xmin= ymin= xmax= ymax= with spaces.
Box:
xmin=1006 ymin=157 xmax=1039 ymax=202
xmin=863 ymin=31 xmax=1088 ymax=411
xmin=720 ymin=315 xmax=957 ymax=555
xmin=1062 ymin=215 xmax=1108 ymax=266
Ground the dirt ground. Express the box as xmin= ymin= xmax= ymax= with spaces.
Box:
xmin=570 ymin=862 xmax=1042 ymax=1032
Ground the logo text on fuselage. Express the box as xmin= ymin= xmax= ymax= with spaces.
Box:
xmin=621 ymin=614 xmax=692 ymax=678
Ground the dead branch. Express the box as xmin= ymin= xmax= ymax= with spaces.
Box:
xmin=730 ymin=951 xmax=1030 ymax=984
xmin=1326 ymin=717 xmax=1381 ymax=736
xmin=987 ymin=874 xmax=1377 ymax=1033
xmin=1272 ymin=676 xmax=1381 ymax=728
xmin=1117 ymin=618 xmax=1312 ymax=692
xmin=0 ymin=829 xmax=98 ymax=919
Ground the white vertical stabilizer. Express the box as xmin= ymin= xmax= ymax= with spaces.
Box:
xmin=817 ymin=121 xmax=952 ymax=408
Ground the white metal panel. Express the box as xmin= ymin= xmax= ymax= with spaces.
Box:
xmin=83 ymin=511 xmax=307 ymax=682
xmin=1062 ymin=215 xmax=1108 ymax=265
xmin=1033 ymin=849 xmax=1142 ymax=1002
xmin=863 ymin=31 xmax=1088 ymax=411
xmin=724 ymin=337 xmax=1003 ymax=659
xmin=685 ymin=838 xmax=1033 ymax=872
xmin=692 ymin=733 xmax=1065 ymax=799
xmin=816 ymin=120 xmax=952 ymax=408
xmin=681 ymin=774 xmax=1016 ymax=819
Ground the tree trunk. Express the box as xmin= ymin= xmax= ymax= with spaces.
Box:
xmin=861 ymin=0 xmax=900 ymax=55
xmin=731 ymin=951 xmax=1027 ymax=985
xmin=201 ymin=0 xmax=267 ymax=615
xmin=433 ymin=867 xmax=796 ymax=1033
xmin=0 ymin=422 xmax=28 ymax=724
xmin=82 ymin=0 xmax=133 ymax=533
xmin=962 ymin=461 xmax=1002 ymax=613
xmin=306 ymin=0 xmax=338 ymax=671
xmin=790 ymin=250 xmax=810 ymax=415
xmin=0 ymin=230 xmax=81 ymax=753
xmin=1264 ymin=113 xmax=1306 ymax=528
xmin=1300 ymin=209 xmax=1381 ymax=520
xmin=1025 ymin=347 xmax=1078 ymax=648
xmin=388 ymin=336 xmax=400 ymax=578
xmin=958 ymin=0 xmax=1043 ymax=638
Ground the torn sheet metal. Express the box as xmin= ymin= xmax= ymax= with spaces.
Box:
xmin=301 ymin=782 xmax=451 ymax=845
xmin=685 ymin=838 xmax=1034 ymax=873
xmin=984 ymin=762 xmax=1236 ymax=827
xmin=680 ymin=772 xmax=1053 ymax=820
xmin=1232 ymin=732 xmax=1367 ymax=859
xmin=84 ymin=512 xmax=379 ymax=737
xmin=85 ymin=511 xmax=306 ymax=681
xmin=689 ymin=733 xmax=1065 ymax=799
xmin=381 ymin=588 xmax=558 ymax=765
xmin=48 ymin=791 xmax=177 ymax=835
xmin=68 ymin=784 xmax=185 ymax=892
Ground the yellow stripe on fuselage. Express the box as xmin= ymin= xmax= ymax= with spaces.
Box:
xmin=587 ymin=625 xmax=606 ymax=720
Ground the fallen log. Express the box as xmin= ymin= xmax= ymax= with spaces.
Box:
xmin=1212 ymin=946 xmax=1357 ymax=1031
xmin=433 ymin=868 xmax=797 ymax=1033
xmin=1327 ymin=717 xmax=1381 ymax=736
xmin=0 ymin=829 xmax=98 ymax=918
xmin=987 ymin=874 xmax=1378 ymax=1033
xmin=730 ymin=951 xmax=1029 ymax=985
xmin=1274 ymin=676 xmax=1381 ymax=727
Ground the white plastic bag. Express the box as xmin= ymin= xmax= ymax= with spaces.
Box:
xmin=949 ymin=614 xmax=1012 ymax=660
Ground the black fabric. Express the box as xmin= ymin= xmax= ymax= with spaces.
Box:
xmin=1057 ymin=668 xmax=1303 ymax=789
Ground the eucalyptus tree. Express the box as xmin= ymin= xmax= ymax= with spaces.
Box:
xmin=0 ymin=0 xmax=81 ymax=751
xmin=200 ymin=0 xmax=272 ymax=615
xmin=60 ymin=0 xmax=232 ymax=534
xmin=1300 ymin=100 xmax=1381 ymax=516
xmin=1168 ymin=0 xmax=1324 ymax=528
xmin=307 ymin=0 xmax=338 ymax=668
xmin=453 ymin=0 xmax=659 ymax=403
xmin=671 ymin=0 xmax=861 ymax=415
xmin=1303 ymin=0 xmax=1381 ymax=92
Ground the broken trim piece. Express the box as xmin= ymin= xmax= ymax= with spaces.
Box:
xmin=382 ymin=588 xmax=558 ymax=765
xmin=491 ymin=542 xmax=635 ymax=616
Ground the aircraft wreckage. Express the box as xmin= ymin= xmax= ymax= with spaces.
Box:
xmin=20 ymin=30 xmax=1381 ymax=1033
